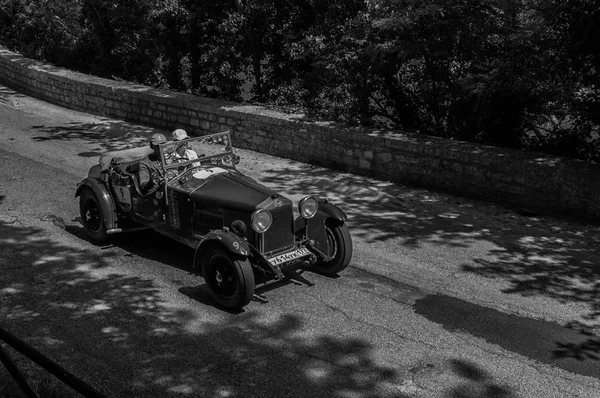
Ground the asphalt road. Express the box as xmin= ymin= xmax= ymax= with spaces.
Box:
xmin=0 ymin=85 xmax=599 ymax=397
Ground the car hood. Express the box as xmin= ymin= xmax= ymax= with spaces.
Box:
xmin=187 ymin=168 xmax=279 ymax=212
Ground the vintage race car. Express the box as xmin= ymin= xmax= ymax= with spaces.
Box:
xmin=76 ymin=131 xmax=353 ymax=309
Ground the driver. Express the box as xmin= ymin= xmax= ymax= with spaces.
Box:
xmin=171 ymin=129 xmax=199 ymax=163
xmin=138 ymin=133 xmax=167 ymax=194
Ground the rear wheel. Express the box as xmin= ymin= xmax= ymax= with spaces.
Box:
xmin=201 ymin=245 xmax=255 ymax=309
xmin=79 ymin=188 xmax=108 ymax=243
xmin=313 ymin=222 xmax=353 ymax=276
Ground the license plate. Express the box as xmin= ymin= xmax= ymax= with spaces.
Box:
xmin=268 ymin=247 xmax=311 ymax=266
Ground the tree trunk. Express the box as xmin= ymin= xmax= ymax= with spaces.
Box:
xmin=233 ymin=0 xmax=263 ymax=100
xmin=190 ymin=19 xmax=201 ymax=90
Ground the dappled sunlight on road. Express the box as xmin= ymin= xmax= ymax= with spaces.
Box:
xmin=1 ymin=83 xmax=597 ymax=396
xmin=250 ymin=159 xmax=600 ymax=363
xmin=0 ymin=84 xmax=155 ymax=157
xmin=31 ymin=121 xmax=154 ymax=155
xmin=0 ymin=217 xmax=410 ymax=397
xmin=444 ymin=359 xmax=516 ymax=398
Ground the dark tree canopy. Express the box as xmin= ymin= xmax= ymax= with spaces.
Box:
xmin=0 ymin=0 xmax=598 ymax=161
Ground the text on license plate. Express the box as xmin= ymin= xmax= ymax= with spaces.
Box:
xmin=268 ymin=247 xmax=311 ymax=266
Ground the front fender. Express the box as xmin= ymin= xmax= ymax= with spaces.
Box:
xmin=76 ymin=177 xmax=117 ymax=231
xmin=193 ymin=230 xmax=250 ymax=268
xmin=316 ymin=200 xmax=347 ymax=223
xmin=294 ymin=199 xmax=347 ymax=233
xmin=294 ymin=199 xmax=347 ymax=253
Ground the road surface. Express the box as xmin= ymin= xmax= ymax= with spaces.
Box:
xmin=0 ymin=85 xmax=599 ymax=397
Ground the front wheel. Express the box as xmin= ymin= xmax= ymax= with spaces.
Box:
xmin=79 ymin=188 xmax=108 ymax=243
xmin=312 ymin=222 xmax=353 ymax=276
xmin=201 ymin=245 xmax=255 ymax=309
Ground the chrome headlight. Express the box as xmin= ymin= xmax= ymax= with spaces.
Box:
xmin=299 ymin=196 xmax=319 ymax=219
xmin=251 ymin=209 xmax=272 ymax=233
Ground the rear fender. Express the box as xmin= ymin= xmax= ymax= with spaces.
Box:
xmin=193 ymin=230 xmax=250 ymax=268
xmin=76 ymin=177 xmax=117 ymax=230
xmin=87 ymin=164 xmax=102 ymax=179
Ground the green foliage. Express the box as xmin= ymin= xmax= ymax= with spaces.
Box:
xmin=191 ymin=2 xmax=247 ymax=101
xmin=0 ymin=0 xmax=598 ymax=162
xmin=367 ymin=1 xmax=545 ymax=145
xmin=79 ymin=0 xmax=158 ymax=81
xmin=0 ymin=0 xmax=83 ymax=65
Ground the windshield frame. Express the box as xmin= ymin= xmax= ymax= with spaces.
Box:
xmin=158 ymin=131 xmax=237 ymax=171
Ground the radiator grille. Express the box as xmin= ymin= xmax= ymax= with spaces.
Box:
xmin=260 ymin=205 xmax=294 ymax=255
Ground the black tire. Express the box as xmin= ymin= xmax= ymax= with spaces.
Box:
xmin=201 ymin=245 xmax=255 ymax=309
xmin=79 ymin=188 xmax=109 ymax=243
xmin=313 ymin=222 xmax=353 ymax=276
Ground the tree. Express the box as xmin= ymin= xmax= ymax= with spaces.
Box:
xmin=0 ymin=0 xmax=598 ymax=161
xmin=80 ymin=0 xmax=157 ymax=81
xmin=0 ymin=0 xmax=83 ymax=65
xmin=150 ymin=0 xmax=190 ymax=89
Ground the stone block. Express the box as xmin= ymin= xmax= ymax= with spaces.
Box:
xmin=342 ymin=156 xmax=355 ymax=166
xmin=375 ymin=152 xmax=392 ymax=163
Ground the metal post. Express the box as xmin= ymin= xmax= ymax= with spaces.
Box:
xmin=0 ymin=327 xmax=107 ymax=398
xmin=0 ymin=343 xmax=40 ymax=398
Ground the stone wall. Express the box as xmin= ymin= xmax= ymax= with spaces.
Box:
xmin=1 ymin=47 xmax=599 ymax=220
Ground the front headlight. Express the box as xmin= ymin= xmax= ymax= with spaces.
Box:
xmin=251 ymin=209 xmax=272 ymax=233
xmin=299 ymin=196 xmax=319 ymax=219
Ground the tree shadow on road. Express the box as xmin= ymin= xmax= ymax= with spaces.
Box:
xmin=553 ymin=322 xmax=600 ymax=364
xmin=256 ymin=162 xmax=600 ymax=363
xmin=0 ymin=85 xmax=26 ymax=107
xmin=0 ymin=82 xmax=163 ymax=157
xmin=444 ymin=359 xmax=516 ymax=398
xmin=30 ymin=121 xmax=160 ymax=156
xmin=0 ymin=219 xmax=410 ymax=397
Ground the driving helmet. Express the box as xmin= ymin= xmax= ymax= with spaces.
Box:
xmin=150 ymin=133 xmax=167 ymax=148
xmin=172 ymin=129 xmax=189 ymax=141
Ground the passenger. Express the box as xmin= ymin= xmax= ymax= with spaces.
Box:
xmin=171 ymin=129 xmax=199 ymax=162
xmin=138 ymin=133 xmax=167 ymax=194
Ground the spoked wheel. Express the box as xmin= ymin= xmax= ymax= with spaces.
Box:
xmin=79 ymin=188 xmax=108 ymax=243
xmin=201 ymin=245 xmax=255 ymax=309
xmin=312 ymin=222 xmax=353 ymax=276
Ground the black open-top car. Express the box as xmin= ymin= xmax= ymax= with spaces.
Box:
xmin=76 ymin=131 xmax=352 ymax=309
